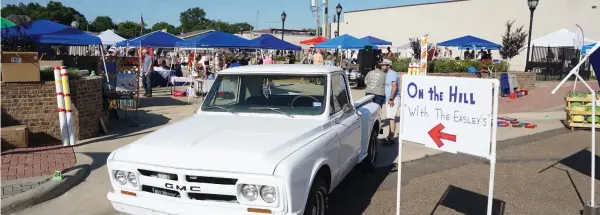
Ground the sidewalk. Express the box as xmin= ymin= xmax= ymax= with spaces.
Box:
xmin=1 ymin=145 xmax=76 ymax=199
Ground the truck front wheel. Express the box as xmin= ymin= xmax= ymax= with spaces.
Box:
xmin=360 ymin=128 xmax=378 ymax=172
xmin=303 ymin=178 xmax=329 ymax=215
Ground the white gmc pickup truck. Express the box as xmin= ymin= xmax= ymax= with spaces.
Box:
xmin=106 ymin=64 xmax=382 ymax=215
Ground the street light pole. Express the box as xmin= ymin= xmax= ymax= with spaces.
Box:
xmin=336 ymin=3 xmax=342 ymax=38
xmin=281 ymin=11 xmax=287 ymax=41
xmin=525 ymin=0 xmax=538 ymax=71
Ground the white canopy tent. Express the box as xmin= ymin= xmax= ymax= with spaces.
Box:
xmin=97 ymin=29 xmax=126 ymax=45
xmin=531 ymin=28 xmax=596 ymax=47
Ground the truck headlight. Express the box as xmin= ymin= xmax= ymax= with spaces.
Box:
xmin=127 ymin=172 xmax=138 ymax=187
xmin=114 ymin=170 xmax=127 ymax=185
xmin=260 ymin=186 xmax=276 ymax=203
xmin=241 ymin=184 xmax=258 ymax=201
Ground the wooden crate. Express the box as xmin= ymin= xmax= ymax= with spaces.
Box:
xmin=564 ymin=96 xmax=600 ymax=130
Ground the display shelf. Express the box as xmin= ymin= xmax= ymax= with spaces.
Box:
xmin=565 ymin=121 xmax=600 ymax=130
xmin=565 ymin=95 xmax=600 ymax=130
xmin=565 ymin=109 xmax=600 ymax=116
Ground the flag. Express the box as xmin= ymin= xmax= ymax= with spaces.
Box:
xmin=140 ymin=14 xmax=145 ymax=34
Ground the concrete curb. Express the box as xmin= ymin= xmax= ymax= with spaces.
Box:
xmin=1 ymin=153 xmax=91 ymax=214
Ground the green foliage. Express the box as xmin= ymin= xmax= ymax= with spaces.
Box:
xmin=2 ymin=1 xmax=88 ymax=31
xmin=40 ymin=67 xmax=82 ymax=81
xmin=392 ymin=58 xmax=411 ymax=73
xmin=392 ymin=58 xmax=510 ymax=73
xmin=3 ymin=2 xmax=253 ymax=37
xmin=117 ymin=21 xmax=142 ymax=38
xmin=151 ymin=22 xmax=177 ymax=34
xmin=91 ymin=16 xmax=115 ymax=32
xmin=499 ymin=20 xmax=528 ymax=60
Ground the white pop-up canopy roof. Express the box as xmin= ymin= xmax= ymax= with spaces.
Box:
xmin=531 ymin=28 xmax=596 ymax=47
xmin=98 ymin=29 xmax=126 ymax=45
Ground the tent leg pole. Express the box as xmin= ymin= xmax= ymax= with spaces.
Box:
xmin=100 ymin=45 xmax=111 ymax=90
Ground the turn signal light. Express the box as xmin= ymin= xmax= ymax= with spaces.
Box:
xmin=247 ymin=208 xmax=272 ymax=214
xmin=121 ymin=190 xmax=137 ymax=197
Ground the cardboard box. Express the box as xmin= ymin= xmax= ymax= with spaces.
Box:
xmin=1 ymin=125 xmax=29 ymax=148
xmin=1 ymin=52 xmax=40 ymax=82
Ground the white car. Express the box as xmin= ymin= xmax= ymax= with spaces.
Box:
xmin=106 ymin=64 xmax=382 ymax=215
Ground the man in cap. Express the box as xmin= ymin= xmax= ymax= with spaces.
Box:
xmin=141 ymin=48 xmax=153 ymax=97
xmin=380 ymin=59 xmax=400 ymax=144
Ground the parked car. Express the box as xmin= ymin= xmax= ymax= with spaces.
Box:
xmin=106 ymin=64 xmax=382 ymax=215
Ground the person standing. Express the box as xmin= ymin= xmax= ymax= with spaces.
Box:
xmin=381 ymin=59 xmax=400 ymax=144
xmin=141 ymin=49 xmax=154 ymax=97
xmin=313 ymin=50 xmax=324 ymax=65
xmin=364 ymin=63 xmax=386 ymax=107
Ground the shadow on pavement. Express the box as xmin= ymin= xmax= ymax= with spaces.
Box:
xmin=138 ymin=96 xmax=190 ymax=108
xmin=430 ymin=185 xmax=505 ymax=215
xmin=329 ymin=165 xmax=394 ymax=215
xmin=548 ymin=148 xmax=600 ymax=180
xmin=75 ymin=110 xmax=171 ymax=148
xmin=82 ymin=152 xmax=111 ymax=173
xmin=537 ymin=148 xmax=599 ymax=207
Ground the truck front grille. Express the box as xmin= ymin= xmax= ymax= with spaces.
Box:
xmin=138 ymin=169 xmax=178 ymax=181
xmin=142 ymin=185 xmax=180 ymax=198
xmin=185 ymin=175 xmax=237 ymax=185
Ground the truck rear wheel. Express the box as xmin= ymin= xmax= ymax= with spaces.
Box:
xmin=304 ymin=178 xmax=329 ymax=215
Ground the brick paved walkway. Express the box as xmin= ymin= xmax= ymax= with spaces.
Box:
xmin=1 ymin=145 xmax=76 ymax=180
xmin=499 ymin=81 xmax=600 ymax=114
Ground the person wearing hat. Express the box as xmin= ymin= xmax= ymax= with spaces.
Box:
xmin=141 ymin=48 xmax=154 ymax=97
xmin=381 ymin=58 xmax=400 ymax=144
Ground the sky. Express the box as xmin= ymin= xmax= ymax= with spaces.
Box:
xmin=2 ymin=0 xmax=445 ymax=30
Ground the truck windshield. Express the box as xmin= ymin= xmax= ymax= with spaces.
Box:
xmin=201 ymin=74 xmax=327 ymax=116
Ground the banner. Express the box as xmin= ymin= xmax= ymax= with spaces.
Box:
xmin=590 ymin=45 xmax=600 ymax=88
xmin=420 ymin=35 xmax=428 ymax=75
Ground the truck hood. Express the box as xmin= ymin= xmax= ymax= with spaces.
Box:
xmin=112 ymin=114 xmax=325 ymax=175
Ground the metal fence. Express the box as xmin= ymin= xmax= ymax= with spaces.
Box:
xmin=527 ymin=46 xmax=591 ymax=81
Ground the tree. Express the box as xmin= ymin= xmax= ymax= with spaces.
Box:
xmin=1 ymin=1 xmax=88 ymax=30
xmin=229 ymin=22 xmax=254 ymax=33
xmin=179 ymin=7 xmax=207 ymax=33
xmin=117 ymin=21 xmax=141 ymax=38
xmin=499 ymin=20 xmax=528 ymax=61
xmin=92 ymin=16 xmax=115 ymax=32
xmin=409 ymin=38 xmax=421 ymax=59
xmin=151 ymin=22 xmax=176 ymax=34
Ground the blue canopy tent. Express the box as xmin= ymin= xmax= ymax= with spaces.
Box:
xmin=3 ymin=19 xmax=101 ymax=45
xmin=583 ymin=43 xmax=597 ymax=55
xmin=250 ymin=34 xmax=301 ymax=51
xmin=116 ymin=31 xmax=182 ymax=48
xmin=360 ymin=36 xmax=392 ymax=46
xmin=437 ymin=35 xmax=502 ymax=50
xmin=315 ymin=34 xmax=377 ymax=49
xmin=176 ymin=30 xmax=255 ymax=48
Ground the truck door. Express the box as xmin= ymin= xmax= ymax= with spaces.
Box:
xmin=330 ymin=73 xmax=361 ymax=180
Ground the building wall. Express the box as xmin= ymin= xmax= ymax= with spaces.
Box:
xmin=1 ymin=77 xmax=103 ymax=142
xmin=340 ymin=0 xmax=599 ymax=70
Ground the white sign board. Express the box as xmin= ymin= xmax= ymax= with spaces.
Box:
xmin=399 ymin=75 xmax=498 ymax=158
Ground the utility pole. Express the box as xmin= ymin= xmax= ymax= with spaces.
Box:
xmin=323 ymin=0 xmax=328 ymax=38
xmin=312 ymin=0 xmax=320 ymax=36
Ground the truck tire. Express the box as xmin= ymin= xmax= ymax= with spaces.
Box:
xmin=360 ymin=128 xmax=378 ymax=172
xmin=303 ymin=178 xmax=329 ymax=215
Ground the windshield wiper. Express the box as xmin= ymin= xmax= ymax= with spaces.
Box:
xmin=249 ymin=107 xmax=294 ymax=118
xmin=205 ymin=106 xmax=236 ymax=114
